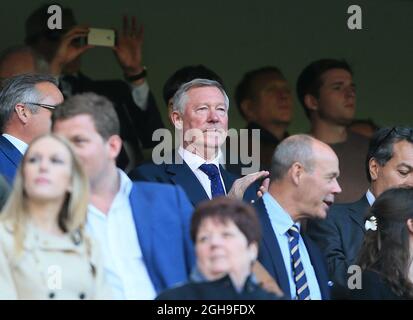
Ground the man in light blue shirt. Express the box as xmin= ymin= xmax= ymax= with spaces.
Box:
xmin=254 ymin=134 xmax=342 ymax=300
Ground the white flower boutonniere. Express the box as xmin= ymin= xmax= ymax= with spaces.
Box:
xmin=365 ymin=216 xmax=377 ymax=231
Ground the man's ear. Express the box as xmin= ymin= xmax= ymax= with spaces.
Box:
xmin=248 ymin=242 xmax=259 ymax=262
xmin=240 ymin=99 xmax=256 ymax=122
xmin=407 ymin=218 xmax=413 ymax=234
xmin=107 ymin=135 xmax=123 ymax=160
xmin=290 ymin=162 xmax=305 ymax=186
xmin=171 ymin=111 xmax=183 ymax=130
xmin=14 ymin=104 xmax=30 ymax=125
xmin=304 ymin=94 xmax=319 ymax=112
xmin=369 ymin=158 xmax=379 ymax=182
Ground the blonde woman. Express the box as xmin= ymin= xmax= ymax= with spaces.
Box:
xmin=0 ymin=134 xmax=111 ymax=299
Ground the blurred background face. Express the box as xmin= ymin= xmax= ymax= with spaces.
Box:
xmin=53 ymin=114 xmax=112 ymax=186
xmin=0 ymin=51 xmax=36 ymax=79
xmin=314 ymin=68 xmax=356 ymax=126
xmin=178 ymin=86 xmax=228 ymax=155
xmin=247 ymin=73 xmax=293 ymax=126
xmin=372 ymin=140 xmax=413 ymax=196
xmin=23 ymin=136 xmax=72 ymax=203
xmin=195 ymin=218 xmax=256 ymax=280
xmin=298 ymin=147 xmax=341 ymax=219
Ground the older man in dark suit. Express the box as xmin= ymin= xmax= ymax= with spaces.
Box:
xmin=0 ymin=74 xmax=64 ymax=184
xmin=130 ymin=78 xmax=269 ymax=207
xmin=253 ymin=134 xmax=341 ymax=300
xmin=307 ymin=126 xmax=413 ymax=298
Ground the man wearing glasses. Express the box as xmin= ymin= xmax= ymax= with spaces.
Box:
xmin=306 ymin=126 xmax=413 ymax=298
xmin=0 ymin=73 xmax=63 ymax=184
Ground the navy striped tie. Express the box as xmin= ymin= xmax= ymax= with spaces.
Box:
xmin=287 ymin=225 xmax=311 ymax=300
xmin=199 ymin=163 xmax=226 ymax=198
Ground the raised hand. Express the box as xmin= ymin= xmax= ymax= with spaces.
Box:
xmin=113 ymin=15 xmax=145 ymax=80
xmin=228 ymin=171 xmax=270 ymax=201
xmin=50 ymin=26 xmax=94 ymax=75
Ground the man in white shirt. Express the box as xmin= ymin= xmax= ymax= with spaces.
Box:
xmin=130 ymin=78 xmax=269 ymax=206
xmin=53 ymin=92 xmax=194 ymax=299
xmin=307 ymin=126 xmax=413 ymax=298
xmin=0 ymin=73 xmax=63 ymax=184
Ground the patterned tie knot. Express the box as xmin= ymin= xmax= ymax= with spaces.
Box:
xmin=287 ymin=224 xmax=300 ymax=241
xmin=199 ymin=163 xmax=220 ymax=179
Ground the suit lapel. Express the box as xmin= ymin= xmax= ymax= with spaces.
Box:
xmin=255 ymin=198 xmax=291 ymax=298
xmin=166 ymin=162 xmax=209 ymax=206
xmin=0 ymin=136 xmax=23 ymax=167
xmin=220 ymin=165 xmax=236 ymax=192
xmin=348 ymin=196 xmax=370 ymax=234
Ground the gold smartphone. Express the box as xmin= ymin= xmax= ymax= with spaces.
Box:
xmin=87 ymin=28 xmax=116 ymax=47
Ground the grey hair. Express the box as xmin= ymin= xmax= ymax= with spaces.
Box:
xmin=0 ymin=45 xmax=50 ymax=77
xmin=0 ymin=73 xmax=58 ymax=131
xmin=270 ymin=134 xmax=315 ymax=180
xmin=171 ymin=78 xmax=229 ymax=114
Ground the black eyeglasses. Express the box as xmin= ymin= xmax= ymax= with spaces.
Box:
xmin=23 ymin=102 xmax=56 ymax=111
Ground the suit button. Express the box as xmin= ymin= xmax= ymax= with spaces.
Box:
xmin=79 ymin=293 xmax=86 ymax=300
xmin=49 ymin=292 xmax=55 ymax=299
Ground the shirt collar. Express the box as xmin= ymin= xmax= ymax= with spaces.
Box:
xmin=2 ymin=134 xmax=28 ymax=155
xmin=87 ymin=169 xmax=132 ymax=216
xmin=366 ymin=189 xmax=376 ymax=206
xmin=262 ymin=192 xmax=300 ymax=236
xmin=178 ymin=146 xmax=223 ymax=171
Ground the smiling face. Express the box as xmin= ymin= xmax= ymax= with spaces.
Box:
xmin=297 ymin=143 xmax=342 ymax=219
xmin=172 ymin=86 xmax=228 ymax=159
xmin=23 ymin=136 xmax=72 ymax=203
xmin=311 ymin=68 xmax=356 ymax=126
xmin=195 ymin=218 xmax=257 ymax=280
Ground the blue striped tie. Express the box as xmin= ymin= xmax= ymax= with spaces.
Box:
xmin=199 ymin=163 xmax=226 ymax=198
xmin=287 ymin=225 xmax=311 ymax=300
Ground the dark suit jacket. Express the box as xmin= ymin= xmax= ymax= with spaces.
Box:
xmin=0 ymin=136 xmax=23 ymax=184
xmin=306 ymin=196 xmax=370 ymax=297
xmin=0 ymin=174 xmax=10 ymax=210
xmin=129 ymin=151 xmax=259 ymax=207
xmin=129 ymin=182 xmax=195 ymax=293
xmin=253 ymin=198 xmax=331 ymax=300
xmin=61 ymin=73 xmax=164 ymax=169
xmin=156 ymin=274 xmax=281 ymax=300
xmin=350 ymin=270 xmax=407 ymax=300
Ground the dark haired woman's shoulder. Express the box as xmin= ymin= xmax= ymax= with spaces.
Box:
xmin=349 ymin=270 xmax=406 ymax=300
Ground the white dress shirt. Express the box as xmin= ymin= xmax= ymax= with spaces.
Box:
xmin=2 ymin=134 xmax=28 ymax=155
xmin=366 ymin=189 xmax=376 ymax=206
xmin=178 ymin=146 xmax=227 ymax=199
xmin=86 ymin=170 xmax=156 ymax=300
xmin=262 ymin=192 xmax=322 ymax=300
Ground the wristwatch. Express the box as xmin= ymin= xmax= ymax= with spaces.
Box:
xmin=125 ymin=67 xmax=147 ymax=81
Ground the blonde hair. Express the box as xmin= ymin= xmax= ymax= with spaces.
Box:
xmin=1 ymin=133 xmax=90 ymax=253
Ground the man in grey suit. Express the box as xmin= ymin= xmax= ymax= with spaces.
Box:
xmin=306 ymin=126 xmax=413 ymax=298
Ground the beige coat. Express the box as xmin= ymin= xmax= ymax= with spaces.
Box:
xmin=0 ymin=221 xmax=112 ymax=300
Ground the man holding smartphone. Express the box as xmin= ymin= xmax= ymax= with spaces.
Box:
xmin=25 ymin=4 xmax=164 ymax=172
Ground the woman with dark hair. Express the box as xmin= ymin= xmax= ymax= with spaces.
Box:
xmin=353 ymin=186 xmax=413 ymax=299
xmin=156 ymin=197 xmax=283 ymax=300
